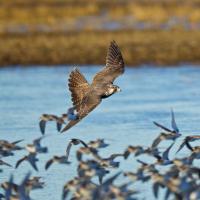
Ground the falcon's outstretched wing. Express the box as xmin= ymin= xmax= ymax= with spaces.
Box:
xmin=68 ymin=68 xmax=91 ymax=112
xmin=92 ymin=41 xmax=124 ymax=86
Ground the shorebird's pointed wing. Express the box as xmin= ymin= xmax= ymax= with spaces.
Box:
xmin=29 ymin=154 xmax=39 ymax=171
xmin=76 ymin=149 xmax=82 ymax=161
xmin=19 ymin=172 xmax=32 ymax=200
xmin=5 ymin=174 xmax=13 ymax=200
xmin=62 ymin=184 xmax=70 ymax=200
xmin=102 ymin=171 xmax=121 ymax=186
xmin=20 ymin=172 xmax=31 ymax=185
xmin=15 ymin=156 xmax=27 ymax=169
xmin=164 ymin=188 xmax=171 ymax=200
xmin=153 ymin=121 xmax=172 ymax=133
xmin=68 ymin=68 xmax=91 ymax=112
xmin=78 ymin=139 xmax=88 ymax=148
xmin=45 ymin=158 xmax=54 ymax=170
xmin=33 ymin=136 xmax=43 ymax=147
xmin=185 ymin=141 xmax=194 ymax=152
xmin=162 ymin=142 xmax=174 ymax=160
xmin=39 ymin=120 xmax=46 ymax=135
xmin=0 ymin=160 xmax=12 ymax=167
xmin=176 ymin=140 xmax=186 ymax=154
xmin=108 ymin=153 xmax=124 ymax=160
xmin=151 ymin=134 xmax=163 ymax=149
xmin=171 ymin=109 xmax=179 ymax=133
xmin=56 ymin=122 xmax=63 ymax=132
xmin=66 ymin=141 xmax=73 ymax=160
xmin=12 ymin=139 xmax=24 ymax=144
xmin=92 ymin=41 xmax=124 ymax=86
xmin=153 ymin=183 xmax=160 ymax=199
xmin=136 ymin=159 xmax=148 ymax=165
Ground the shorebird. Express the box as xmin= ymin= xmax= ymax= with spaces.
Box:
xmin=39 ymin=114 xmax=67 ymax=135
xmin=61 ymin=41 xmax=124 ymax=132
xmin=176 ymin=135 xmax=200 ymax=154
xmin=87 ymin=139 xmax=109 ymax=149
xmin=62 ymin=178 xmax=79 ymax=200
xmin=77 ymin=160 xmax=109 ymax=184
xmin=153 ymin=142 xmax=175 ymax=166
xmin=76 ymin=147 xmax=98 ymax=161
xmin=0 ymin=149 xmax=14 ymax=157
xmin=66 ymin=138 xmax=88 ymax=161
xmin=134 ymin=143 xmax=174 ymax=168
xmin=15 ymin=153 xmax=39 ymax=171
xmin=153 ymin=109 xmax=180 ymax=134
xmin=0 ymin=139 xmax=23 ymax=157
xmin=94 ymin=153 xmax=125 ymax=168
xmin=172 ymin=156 xmax=194 ymax=166
xmin=0 ymin=139 xmax=23 ymax=150
xmin=150 ymin=172 xmax=166 ymax=199
xmin=62 ymin=177 xmax=96 ymax=200
xmin=164 ymin=176 xmax=197 ymax=200
xmin=25 ymin=136 xmax=48 ymax=154
xmin=45 ymin=155 xmax=71 ymax=170
xmin=124 ymin=170 xmax=151 ymax=183
xmin=1 ymin=176 xmax=44 ymax=195
xmin=1 ymin=181 xmax=18 ymax=194
xmin=175 ymin=137 xmax=200 ymax=161
xmin=15 ymin=137 xmax=48 ymax=171
xmin=151 ymin=132 xmax=181 ymax=149
xmin=24 ymin=176 xmax=44 ymax=191
xmin=3 ymin=173 xmax=32 ymax=200
xmin=152 ymin=109 xmax=181 ymax=148
xmin=136 ymin=159 xmax=158 ymax=174
xmin=124 ymin=145 xmax=161 ymax=160
xmin=92 ymin=172 xmax=122 ymax=198
xmin=124 ymin=145 xmax=145 ymax=159
xmin=109 ymin=185 xmax=137 ymax=200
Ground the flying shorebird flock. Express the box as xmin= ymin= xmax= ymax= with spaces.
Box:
xmin=1 ymin=41 xmax=200 ymax=200
xmin=2 ymin=109 xmax=200 ymax=199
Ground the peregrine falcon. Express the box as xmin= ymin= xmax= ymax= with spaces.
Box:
xmin=61 ymin=41 xmax=125 ymax=132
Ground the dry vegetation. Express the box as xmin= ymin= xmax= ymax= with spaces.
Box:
xmin=1 ymin=30 xmax=200 ymax=66
xmin=1 ymin=0 xmax=200 ymax=31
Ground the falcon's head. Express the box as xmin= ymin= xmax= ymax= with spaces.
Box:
xmin=103 ymin=84 xmax=121 ymax=98
xmin=112 ymin=85 xmax=121 ymax=93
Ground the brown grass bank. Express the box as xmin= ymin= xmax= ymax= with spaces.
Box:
xmin=0 ymin=30 xmax=200 ymax=66
xmin=1 ymin=30 xmax=200 ymax=66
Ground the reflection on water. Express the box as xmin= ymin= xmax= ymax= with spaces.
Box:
xmin=1 ymin=65 xmax=200 ymax=199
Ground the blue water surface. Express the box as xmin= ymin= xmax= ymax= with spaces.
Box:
xmin=1 ymin=65 xmax=200 ymax=199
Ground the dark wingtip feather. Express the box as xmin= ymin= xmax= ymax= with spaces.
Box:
xmin=153 ymin=183 xmax=160 ymax=199
xmin=57 ymin=123 xmax=62 ymax=132
xmin=45 ymin=159 xmax=53 ymax=170
xmin=12 ymin=139 xmax=24 ymax=144
xmin=15 ymin=159 xmax=23 ymax=169
xmin=124 ymin=150 xmax=130 ymax=160
xmin=176 ymin=141 xmax=186 ymax=154
xmin=39 ymin=120 xmax=46 ymax=135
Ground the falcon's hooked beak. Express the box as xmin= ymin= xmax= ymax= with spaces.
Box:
xmin=116 ymin=86 xmax=121 ymax=92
